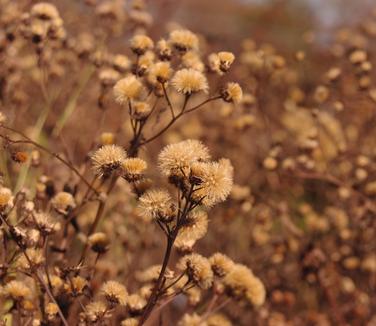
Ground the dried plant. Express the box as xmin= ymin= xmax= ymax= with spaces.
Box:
xmin=0 ymin=0 xmax=375 ymax=325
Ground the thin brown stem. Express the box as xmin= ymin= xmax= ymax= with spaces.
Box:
xmin=200 ymin=293 xmax=219 ymax=320
xmin=0 ymin=125 xmax=98 ymax=196
xmin=139 ymin=185 xmax=196 ymax=325
xmin=162 ymin=271 xmax=186 ymax=293
xmin=139 ymin=235 xmax=175 ymax=325
xmin=0 ymin=214 xmax=69 ymax=326
xmin=184 ymin=96 xmax=221 ymax=114
xmin=200 ymin=297 xmax=231 ymax=322
xmin=78 ymin=174 xmax=118 ymax=264
xmin=161 ymin=82 xmax=175 ymax=118
xmin=140 ymin=95 xmax=220 ymax=146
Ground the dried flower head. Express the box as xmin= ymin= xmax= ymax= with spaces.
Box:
xmin=157 ymin=38 xmax=172 ymax=60
xmin=122 ymin=158 xmax=147 ymax=182
xmin=21 ymin=299 xmax=35 ymax=312
xmin=182 ymin=51 xmax=205 ymax=71
xmin=185 ymin=286 xmax=202 ymax=306
xmin=326 ymin=67 xmax=341 ymax=82
xmin=51 ymin=191 xmax=76 ymax=215
xmin=121 ymin=318 xmax=140 ymax=326
xmin=113 ymin=54 xmax=131 ymax=72
xmin=137 ymin=189 xmax=175 ymax=222
xmin=88 ymin=232 xmax=110 ymax=254
xmin=114 ymin=75 xmax=144 ymax=103
xmin=47 ymin=275 xmax=64 ymax=294
xmin=132 ymin=1 xmax=146 ymax=10
xmin=172 ymin=68 xmax=208 ymax=95
xmin=191 ymin=159 xmax=234 ymax=207
xmin=101 ymin=280 xmax=128 ymax=306
xmin=91 ymin=145 xmax=127 ymax=177
xmin=16 ymin=248 xmax=45 ymax=270
xmin=33 ymin=212 xmax=58 ymax=235
xmin=217 ymin=51 xmax=235 ymax=72
xmin=149 ymin=61 xmax=173 ymax=83
xmin=221 ymin=82 xmax=243 ymax=103
xmin=158 ymin=139 xmax=210 ymax=177
xmin=208 ymin=53 xmax=221 ymax=73
xmin=263 ymin=154 xmax=279 ymax=170
xmin=4 ymin=280 xmax=31 ymax=301
xmin=64 ymin=276 xmax=88 ymax=297
xmin=207 ymin=314 xmax=232 ymax=326
xmin=45 ymin=302 xmax=59 ymax=319
xmin=85 ymin=301 xmax=108 ymax=322
xmin=178 ymin=313 xmax=205 ymax=326
xmin=99 ymin=69 xmax=120 ymax=87
xmin=9 ymin=226 xmax=28 ymax=248
xmin=127 ymin=294 xmax=147 ymax=314
xmin=129 ymin=9 xmax=153 ymax=27
xmin=139 ymin=284 xmax=153 ymax=299
xmin=132 ymin=101 xmax=152 ymax=120
xmin=0 ymin=112 xmax=7 ymax=124
xmin=136 ymin=265 xmax=174 ymax=283
xmin=209 ymin=253 xmax=235 ymax=277
xmin=349 ymin=50 xmax=367 ymax=64
xmin=137 ymin=51 xmax=155 ymax=75
xmin=100 ymin=132 xmax=115 ymax=145
xmin=223 ymin=264 xmax=265 ymax=306
xmin=169 ymin=29 xmax=199 ymax=52
xmin=28 ymin=5 xmax=65 ymax=40
xmin=26 ymin=229 xmax=41 ymax=247
xmin=130 ymin=34 xmax=154 ymax=55
xmin=30 ymin=21 xmax=48 ymax=43
xmin=313 ymin=85 xmax=329 ymax=104
xmin=12 ymin=151 xmax=28 ymax=163
xmin=175 ymin=210 xmax=208 ymax=250
xmin=31 ymin=3 xmax=60 ymax=21
xmin=0 ymin=187 xmax=14 ymax=210
xmin=361 ymin=255 xmax=376 ymax=272
xmin=178 ymin=253 xmax=214 ymax=289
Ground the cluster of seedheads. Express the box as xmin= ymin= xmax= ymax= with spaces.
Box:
xmin=0 ymin=0 xmax=270 ymax=325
